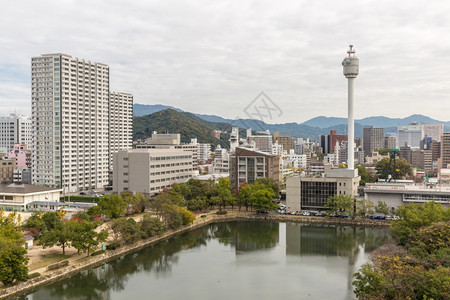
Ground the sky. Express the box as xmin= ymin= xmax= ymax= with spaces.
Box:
xmin=1 ymin=0 xmax=450 ymax=124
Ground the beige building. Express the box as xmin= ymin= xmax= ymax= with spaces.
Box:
xmin=109 ymin=92 xmax=133 ymax=169
xmin=286 ymin=169 xmax=360 ymax=212
xmin=0 ymin=157 xmax=16 ymax=183
xmin=0 ymin=183 xmax=61 ymax=211
xmin=113 ymin=149 xmax=193 ymax=198
xmin=136 ymin=133 xmax=198 ymax=171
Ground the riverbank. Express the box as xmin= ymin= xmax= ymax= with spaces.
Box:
xmin=0 ymin=212 xmax=389 ymax=299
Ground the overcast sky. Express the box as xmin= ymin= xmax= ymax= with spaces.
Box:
xmin=1 ymin=0 xmax=450 ymax=124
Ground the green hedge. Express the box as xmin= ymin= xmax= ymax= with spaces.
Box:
xmin=91 ymin=250 xmax=106 ymax=257
xmin=28 ymin=272 xmax=40 ymax=279
xmin=60 ymin=196 xmax=99 ymax=203
xmin=216 ymin=211 xmax=227 ymax=215
xmin=47 ymin=260 xmax=69 ymax=271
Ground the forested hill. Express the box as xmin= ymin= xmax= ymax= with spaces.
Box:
xmin=133 ymin=109 xmax=232 ymax=148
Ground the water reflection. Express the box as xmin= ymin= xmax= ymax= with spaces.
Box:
xmin=21 ymin=221 xmax=390 ymax=300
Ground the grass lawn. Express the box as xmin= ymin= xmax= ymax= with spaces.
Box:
xmin=29 ymin=254 xmax=70 ymax=271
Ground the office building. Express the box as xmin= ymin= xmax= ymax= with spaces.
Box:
xmin=286 ymin=169 xmax=360 ymax=212
xmin=423 ymin=124 xmax=443 ymax=142
xmin=31 ymin=53 xmax=132 ymax=191
xmin=363 ymin=126 xmax=385 ymax=155
xmin=112 ymin=149 xmax=193 ymax=197
xmin=0 ymin=157 xmax=15 ymax=183
xmin=273 ymin=132 xmax=295 ymax=152
xmin=0 ymin=114 xmax=32 ymax=153
xmin=212 ymin=145 xmax=230 ymax=174
xmin=397 ymin=123 xmax=423 ymax=148
xmin=229 ymin=147 xmax=280 ymax=189
xmin=319 ymin=130 xmax=347 ymax=154
xmin=136 ymin=133 xmax=198 ymax=171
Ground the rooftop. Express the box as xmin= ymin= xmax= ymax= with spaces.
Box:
xmin=0 ymin=183 xmax=62 ymax=194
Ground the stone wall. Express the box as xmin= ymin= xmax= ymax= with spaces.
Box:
xmin=0 ymin=214 xmax=389 ymax=298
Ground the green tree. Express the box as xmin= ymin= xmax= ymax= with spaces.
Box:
xmin=176 ymin=207 xmax=195 ymax=225
xmin=213 ymin=178 xmax=233 ymax=211
xmin=93 ymin=194 xmax=127 ymax=219
xmin=375 ymin=201 xmax=389 ymax=215
xmin=109 ymin=218 xmax=141 ymax=245
xmin=139 ymin=215 xmax=164 ymax=239
xmin=376 ymin=148 xmax=392 ymax=156
xmin=356 ymin=198 xmax=375 ymax=217
xmin=160 ymin=204 xmax=183 ymax=230
xmin=0 ymin=211 xmax=29 ymax=285
xmin=185 ymin=196 xmax=208 ymax=212
xmin=375 ymin=157 xmax=413 ymax=180
xmin=149 ymin=192 xmax=172 ymax=218
xmin=38 ymin=220 xmax=73 ymax=255
xmin=238 ymin=183 xmax=253 ymax=211
xmin=23 ymin=212 xmax=46 ymax=236
xmin=356 ymin=165 xmax=376 ymax=185
xmin=326 ymin=194 xmax=355 ymax=215
xmin=391 ymin=202 xmax=450 ymax=246
xmin=71 ymin=220 xmax=108 ymax=256
xmin=251 ymin=187 xmax=277 ymax=211
xmin=255 ymin=178 xmax=280 ymax=195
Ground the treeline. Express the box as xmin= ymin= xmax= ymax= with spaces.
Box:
xmin=352 ymin=202 xmax=450 ymax=299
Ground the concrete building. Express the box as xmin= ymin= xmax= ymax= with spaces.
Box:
xmin=31 ymin=53 xmax=133 ymax=192
xmin=229 ymin=147 xmax=280 ymax=189
xmin=319 ymin=130 xmax=347 ymax=154
xmin=191 ymin=139 xmax=211 ymax=162
xmin=397 ymin=123 xmax=423 ymax=148
xmin=363 ymin=126 xmax=385 ymax=156
xmin=286 ymin=169 xmax=360 ymax=212
xmin=8 ymin=144 xmax=31 ymax=169
xmin=385 ymin=136 xmax=396 ymax=149
xmin=0 ymin=157 xmax=15 ymax=183
xmin=423 ymin=124 xmax=443 ymax=142
xmin=0 ymin=114 xmax=32 ymax=153
xmin=109 ymin=92 xmax=133 ymax=167
xmin=112 ymin=149 xmax=193 ymax=198
xmin=273 ymin=132 xmax=295 ymax=152
xmin=364 ymin=183 xmax=449 ymax=210
xmin=399 ymin=144 xmax=412 ymax=164
xmin=212 ymin=145 xmax=230 ymax=174
xmin=441 ymin=132 xmax=450 ymax=168
xmin=0 ymin=183 xmax=61 ymax=211
xmin=137 ymin=133 xmax=198 ymax=172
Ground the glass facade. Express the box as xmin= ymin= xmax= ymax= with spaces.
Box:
xmin=301 ymin=181 xmax=337 ymax=209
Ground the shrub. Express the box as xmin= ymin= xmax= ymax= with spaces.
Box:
xmin=47 ymin=260 xmax=69 ymax=271
xmin=28 ymin=272 xmax=40 ymax=279
xmin=216 ymin=211 xmax=227 ymax=215
xmin=177 ymin=207 xmax=195 ymax=225
xmin=90 ymin=250 xmax=106 ymax=257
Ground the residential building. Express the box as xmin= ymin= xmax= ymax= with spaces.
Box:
xmin=363 ymin=126 xmax=385 ymax=155
xmin=31 ymin=53 xmax=133 ymax=192
xmin=112 ymin=149 xmax=193 ymax=198
xmin=423 ymin=124 xmax=443 ymax=142
xmin=397 ymin=123 xmax=423 ymax=148
xmin=441 ymin=132 xmax=450 ymax=168
xmin=273 ymin=132 xmax=295 ymax=152
xmin=0 ymin=157 xmax=15 ymax=183
xmin=399 ymin=144 xmax=412 ymax=164
xmin=8 ymin=144 xmax=31 ymax=169
xmin=286 ymin=169 xmax=360 ymax=212
xmin=191 ymin=139 xmax=211 ymax=162
xmin=109 ymin=92 xmax=133 ymax=167
xmin=229 ymin=147 xmax=280 ymax=189
xmin=385 ymin=136 xmax=396 ymax=149
xmin=0 ymin=114 xmax=32 ymax=153
xmin=212 ymin=145 xmax=230 ymax=174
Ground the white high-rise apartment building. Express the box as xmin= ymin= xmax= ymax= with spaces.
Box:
xmin=0 ymin=114 xmax=32 ymax=153
xmin=110 ymin=92 xmax=133 ymax=167
xmin=31 ymin=53 xmax=132 ymax=192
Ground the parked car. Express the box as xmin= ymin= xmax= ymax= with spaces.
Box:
xmin=302 ymin=211 xmax=310 ymax=216
xmin=79 ymin=192 xmax=87 ymax=195
xmin=257 ymin=209 xmax=269 ymax=214
xmin=341 ymin=213 xmax=350 ymax=218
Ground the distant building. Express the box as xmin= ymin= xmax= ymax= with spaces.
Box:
xmin=8 ymin=144 xmax=31 ymax=169
xmin=363 ymin=126 xmax=385 ymax=155
xmin=211 ymin=130 xmax=221 ymax=139
xmin=319 ymin=130 xmax=347 ymax=154
xmin=273 ymin=132 xmax=295 ymax=152
xmin=441 ymin=132 xmax=450 ymax=168
xmin=385 ymin=136 xmax=396 ymax=149
xmin=397 ymin=123 xmax=423 ymax=148
xmin=0 ymin=157 xmax=15 ymax=183
xmin=0 ymin=114 xmax=32 ymax=153
xmin=191 ymin=139 xmax=211 ymax=162
xmin=212 ymin=145 xmax=230 ymax=174
xmin=137 ymin=133 xmax=198 ymax=171
xmin=229 ymin=147 xmax=280 ymax=189
xmin=109 ymin=92 xmax=133 ymax=168
xmin=112 ymin=149 xmax=193 ymax=198
xmin=399 ymin=144 xmax=412 ymax=164
xmin=423 ymin=124 xmax=443 ymax=142
xmin=286 ymin=169 xmax=360 ymax=212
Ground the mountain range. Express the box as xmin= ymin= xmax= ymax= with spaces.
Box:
xmin=133 ymin=103 xmax=450 ymax=140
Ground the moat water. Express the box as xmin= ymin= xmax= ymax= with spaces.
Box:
xmin=19 ymin=221 xmax=391 ymax=300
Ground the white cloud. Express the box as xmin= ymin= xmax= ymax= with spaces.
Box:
xmin=1 ymin=0 xmax=450 ymax=123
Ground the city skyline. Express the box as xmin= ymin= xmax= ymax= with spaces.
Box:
xmin=2 ymin=0 xmax=450 ymax=123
